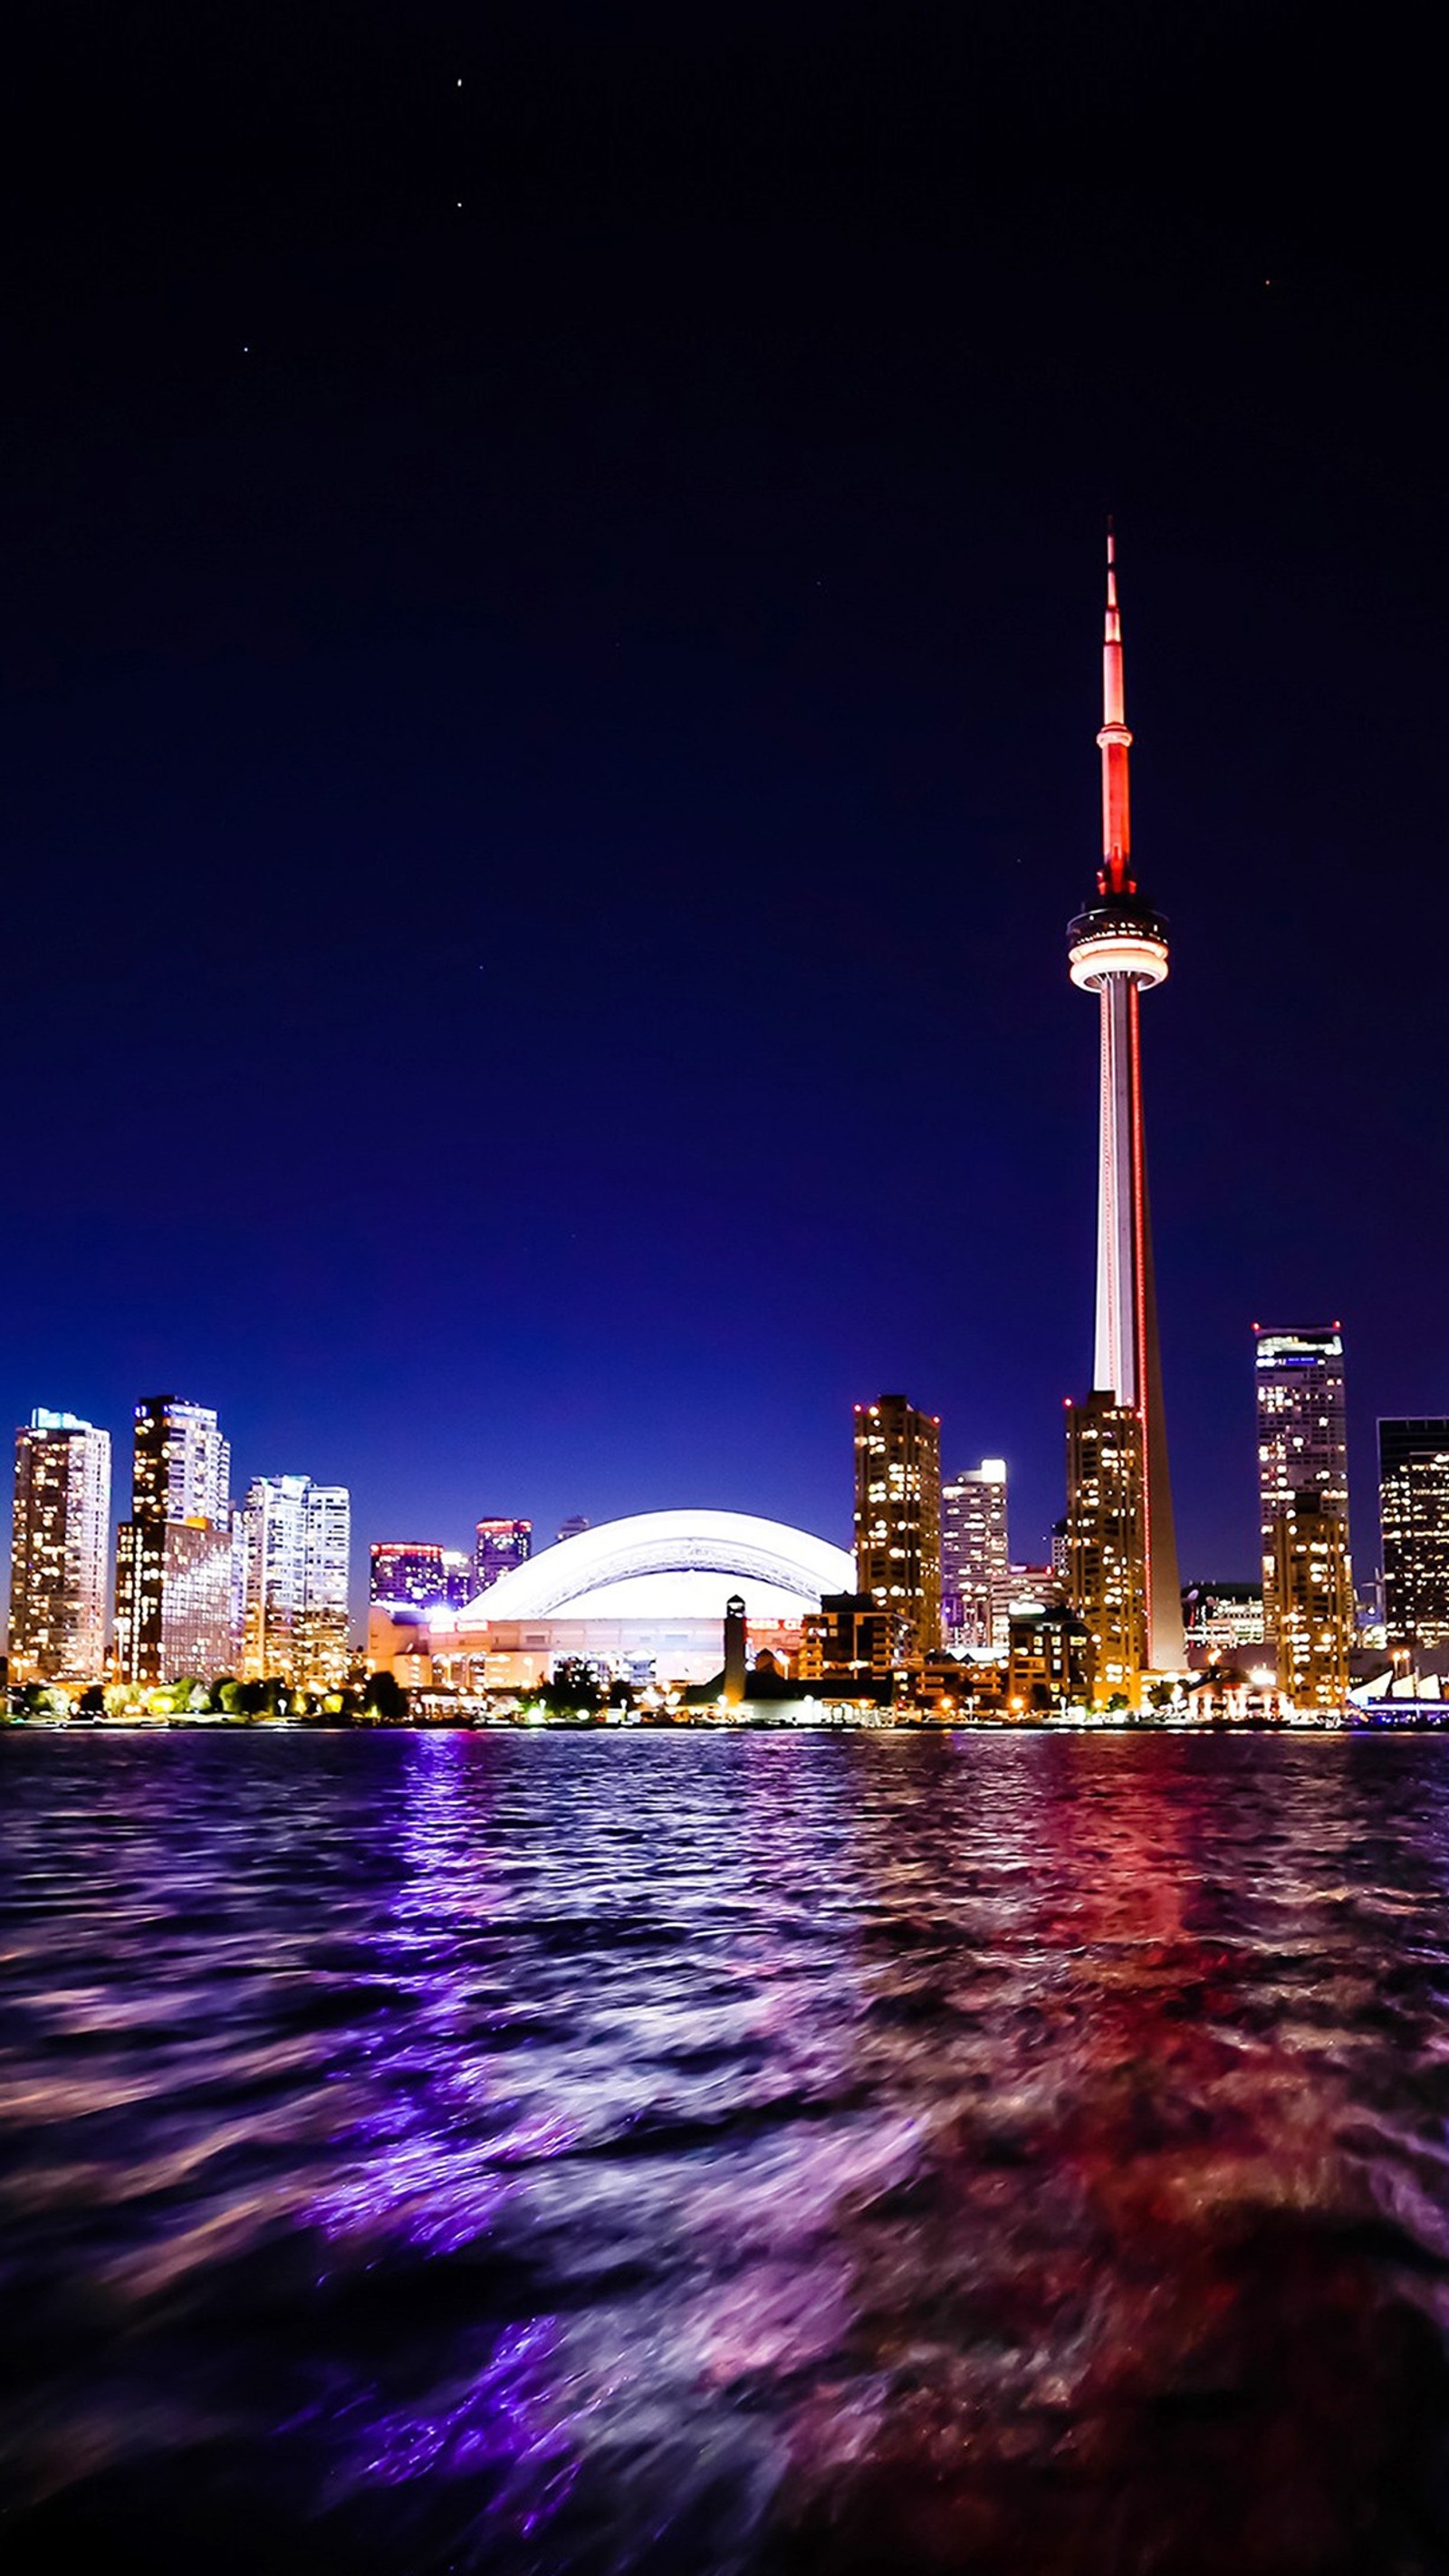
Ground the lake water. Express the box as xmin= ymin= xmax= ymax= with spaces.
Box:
xmin=5 ymin=1729 xmax=1449 ymax=2574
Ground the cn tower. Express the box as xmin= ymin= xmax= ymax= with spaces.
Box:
xmin=1067 ymin=533 xmax=1184 ymax=1670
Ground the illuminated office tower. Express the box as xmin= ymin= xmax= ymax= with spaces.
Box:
xmin=1065 ymin=1391 xmax=1146 ymax=1703
xmin=941 ymin=1459 xmax=1010 ymax=1645
xmin=8 ymin=1411 xmax=111 ymax=1682
xmin=1271 ymin=1491 xmax=1352 ymax=1709
xmin=853 ymin=1394 xmax=942 ymax=1660
xmin=115 ymin=1396 xmax=234 ymax=1683
xmin=241 ymin=1476 xmax=351 ymax=1689
xmin=1379 ymin=1419 xmax=1449 ymax=1657
xmin=475 ymin=1517 xmax=533 ymax=1591
xmin=1067 ymin=534 xmax=1183 ymax=1669
xmin=442 ymin=1548 xmax=474 ymax=1608
xmin=1255 ymin=1326 xmax=1350 ymax=1668
xmin=370 ymin=1541 xmax=447 ymax=1607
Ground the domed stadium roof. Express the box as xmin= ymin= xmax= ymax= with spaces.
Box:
xmin=460 ymin=1508 xmax=853 ymax=1625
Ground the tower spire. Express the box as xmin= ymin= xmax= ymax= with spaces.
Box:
xmin=1097 ymin=522 xmax=1134 ymax=898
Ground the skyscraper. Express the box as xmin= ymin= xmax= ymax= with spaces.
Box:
xmin=115 ymin=1397 xmax=235 ymax=1683
xmin=369 ymin=1541 xmax=447 ymax=1607
xmin=853 ymin=1395 xmax=942 ymax=1660
xmin=240 ymin=1475 xmax=351 ymax=1689
xmin=8 ymin=1410 xmax=111 ymax=1682
xmin=1379 ymin=1418 xmax=1449 ymax=1658
xmin=940 ymin=1459 xmax=1010 ymax=1645
xmin=1255 ymin=1326 xmax=1351 ymax=1676
xmin=475 ymin=1518 xmax=533 ymax=1591
xmin=1271 ymin=1492 xmax=1352 ymax=1709
xmin=1066 ymin=534 xmax=1183 ymax=1670
xmin=1064 ymin=1391 xmax=1146 ymax=1703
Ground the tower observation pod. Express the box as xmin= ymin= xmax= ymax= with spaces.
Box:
xmin=1067 ymin=532 xmax=1184 ymax=1671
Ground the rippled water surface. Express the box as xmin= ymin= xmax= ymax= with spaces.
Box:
xmin=7 ymin=1731 xmax=1449 ymax=2573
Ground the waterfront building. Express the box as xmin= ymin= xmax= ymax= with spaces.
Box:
xmin=941 ymin=1459 xmax=1010 ymax=1646
xmin=370 ymin=1541 xmax=447 ymax=1607
xmin=853 ymin=1395 xmax=943 ymax=1661
xmin=1182 ymin=1580 xmax=1266 ymax=1661
xmin=1271 ymin=1490 xmax=1352 ymax=1709
xmin=798 ymin=1592 xmax=894 ymax=1686
xmin=1255 ymin=1326 xmax=1351 ymax=1678
xmin=1007 ymin=1602 xmax=1091 ymax=1715
xmin=240 ymin=1476 xmax=350 ymax=1690
xmin=1379 ymin=1419 xmax=1449 ymax=1658
xmin=115 ymin=1396 xmax=235 ymax=1684
xmin=1066 ymin=534 xmax=1183 ymax=1669
xmin=8 ymin=1411 xmax=111 ymax=1682
xmin=1065 ymin=1391 xmax=1147 ymax=1703
xmin=475 ymin=1518 xmax=533 ymax=1592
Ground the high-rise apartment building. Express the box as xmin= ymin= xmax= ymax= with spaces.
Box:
xmin=940 ymin=1459 xmax=1010 ymax=1646
xmin=1255 ymin=1326 xmax=1351 ymax=1689
xmin=1271 ymin=1491 xmax=1352 ymax=1709
xmin=1065 ymin=1391 xmax=1147 ymax=1703
xmin=853 ymin=1395 xmax=942 ymax=1661
xmin=475 ymin=1518 xmax=533 ymax=1591
xmin=370 ymin=1541 xmax=447 ymax=1607
xmin=1379 ymin=1419 xmax=1449 ymax=1658
xmin=240 ymin=1476 xmax=350 ymax=1690
xmin=8 ymin=1411 xmax=112 ymax=1682
xmin=115 ymin=1397 xmax=235 ymax=1683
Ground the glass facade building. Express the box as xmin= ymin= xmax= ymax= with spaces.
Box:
xmin=8 ymin=1410 xmax=112 ymax=1682
xmin=1379 ymin=1419 xmax=1449 ymax=1658
xmin=115 ymin=1396 xmax=235 ymax=1684
xmin=240 ymin=1475 xmax=351 ymax=1690
xmin=853 ymin=1395 xmax=942 ymax=1662
xmin=1254 ymin=1326 xmax=1352 ymax=1688
xmin=941 ymin=1459 xmax=1010 ymax=1646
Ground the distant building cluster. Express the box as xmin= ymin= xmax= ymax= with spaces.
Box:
xmin=8 ymin=1396 xmax=350 ymax=1694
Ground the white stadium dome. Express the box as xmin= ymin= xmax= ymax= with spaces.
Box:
xmin=460 ymin=1508 xmax=854 ymax=1626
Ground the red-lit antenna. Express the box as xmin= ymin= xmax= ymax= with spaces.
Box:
xmin=1097 ymin=523 xmax=1135 ymax=899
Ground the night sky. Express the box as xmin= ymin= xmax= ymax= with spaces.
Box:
xmin=3 ymin=4 xmax=1444 ymax=1611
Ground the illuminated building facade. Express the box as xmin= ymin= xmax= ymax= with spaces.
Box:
xmin=1379 ymin=1418 xmax=1449 ymax=1657
xmin=853 ymin=1395 xmax=942 ymax=1661
xmin=1065 ymin=1391 xmax=1147 ymax=1702
xmin=475 ymin=1517 xmax=533 ymax=1592
xmin=1271 ymin=1490 xmax=1352 ymax=1708
xmin=1067 ymin=535 xmax=1183 ymax=1670
xmin=1007 ymin=1602 xmax=1091 ymax=1715
xmin=389 ymin=1509 xmax=855 ymax=1690
xmin=1182 ymin=1580 xmax=1265 ymax=1660
xmin=241 ymin=1475 xmax=350 ymax=1689
xmin=798 ymin=1592 xmax=894 ymax=1687
xmin=115 ymin=1396 xmax=234 ymax=1683
xmin=8 ymin=1410 xmax=111 ymax=1682
xmin=941 ymin=1458 xmax=1010 ymax=1645
xmin=370 ymin=1541 xmax=447 ymax=1607
xmin=1255 ymin=1326 xmax=1351 ymax=1675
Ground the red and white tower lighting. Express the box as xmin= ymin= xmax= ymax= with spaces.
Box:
xmin=1067 ymin=532 xmax=1184 ymax=1669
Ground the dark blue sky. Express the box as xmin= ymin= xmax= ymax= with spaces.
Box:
xmin=2 ymin=3 xmax=1444 ymax=1609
